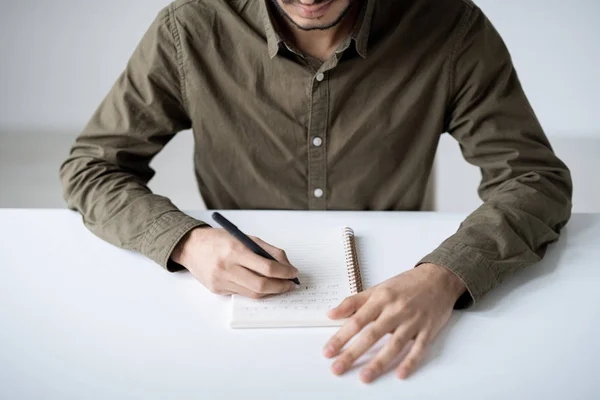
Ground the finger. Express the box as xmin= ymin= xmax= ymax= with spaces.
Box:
xmin=223 ymin=280 xmax=264 ymax=299
xmin=229 ymin=264 xmax=296 ymax=295
xmin=327 ymin=291 xmax=370 ymax=320
xmin=250 ymin=236 xmax=293 ymax=266
xmin=396 ymin=332 xmax=429 ymax=380
xmin=331 ymin=319 xmax=391 ymax=377
xmin=359 ymin=325 xmax=418 ymax=384
xmin=324 ymin=299 xmax=382 ymax=363
xmin=240 ymin=251 xmax=299 ymax=280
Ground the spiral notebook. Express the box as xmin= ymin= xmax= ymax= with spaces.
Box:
xmin=231 ymin=227 xmax=364 ymax=328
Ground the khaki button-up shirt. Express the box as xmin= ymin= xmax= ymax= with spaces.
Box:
xmin=60 ymin=0 xmax=573 ymax=307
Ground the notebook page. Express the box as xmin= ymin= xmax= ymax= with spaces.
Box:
xmin=231 ymin=228 xmax=351 ymax=328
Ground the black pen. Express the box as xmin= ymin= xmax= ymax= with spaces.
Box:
xmin=211 ymin=212 xmax=300 ymax=285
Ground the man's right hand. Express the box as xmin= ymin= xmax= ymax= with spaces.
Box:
xmin=171 ymin=227 xmax=299 ymax=298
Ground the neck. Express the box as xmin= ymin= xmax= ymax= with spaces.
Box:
xmin=277 ymin=2 xmax=362 ymax=61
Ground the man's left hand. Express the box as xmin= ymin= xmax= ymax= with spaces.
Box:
xmin=323 ymin=263 xmax=467 ymax=383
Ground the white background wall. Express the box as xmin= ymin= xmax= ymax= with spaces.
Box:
xmin=0 ymin=0 xmax=599 ymax=211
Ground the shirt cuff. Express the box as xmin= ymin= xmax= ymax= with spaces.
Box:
xmin=141 ymin=211 xmax=209 ymax=270
xmin=417 ymin=241 xmax=496 ymax=309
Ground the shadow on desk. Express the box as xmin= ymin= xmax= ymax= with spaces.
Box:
xmin=417 ymin=215 xmax=597 ymax=376
xmin=470 ymin=215 xmax=597 ymax=314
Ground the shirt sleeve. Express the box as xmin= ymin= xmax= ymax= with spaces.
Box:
xmin=418 ymin=6 xmax=573 ymax=308
xmin=59 ymin=5 xmax=208 ymax=270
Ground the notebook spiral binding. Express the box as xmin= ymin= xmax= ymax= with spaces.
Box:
xmin=342 ymin=227 xmax=363 ymax=295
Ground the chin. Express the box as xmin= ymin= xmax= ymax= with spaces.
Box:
xmin=283 ymin=0 xmax=354 ymax=30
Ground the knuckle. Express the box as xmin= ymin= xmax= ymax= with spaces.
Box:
xmin=327 ymin=337 xmax=340 ymax=349
xmin=376 ymin=287 xmax=396 ymax=303
xmin=347 ymin=318 xmax=363 ymax=334
xmin=214 ymin=261 xmax=227 ymax=272
xmin=222 ymin=241 xmax=237 ymax=258
xmin=403 ymin=357 xmax=416 ymax=371
xmin=276 ymin=248 xmax=286 ymax=258
xmin=403 ymin=305 xmax=421 ymax=320
xmin=390 ymin=337 xmax=406 ymax=353
xmin=263 ymin=262 xmax=276 ymax=277
xmin=342 ymin=297 xmax=355 ymax=309
xmin=370 ymin=360 xmax=384 ymax=375
xmin=363 ymin=329 xmax=380 ymax=344
xmin=378 ymin=313 xmax=397 ymax=328
xmin=394 ymin=298 xmax=409 ymax=311
xmin=413 ymin=340 xmax=427 ymax=356
xmin=420 ymin=332 xmax=432 ymax=345
xmin=337 ymin=351 xmax=355 ymax=364
xmin=256 ymin=279 xmax=270 ymax=293
xmin=414 ymin=309 xmax=426 ymax=321
xmin=338 ymin=354 xmax=353 ymax=365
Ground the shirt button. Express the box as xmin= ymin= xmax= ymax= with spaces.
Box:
xmin=316 ymin=72 xmax=325 ymax=82
xmin=314 ymin=188 xmax=324 ymax=198
xmin=312 ymin=137 xmax=323 ymax=147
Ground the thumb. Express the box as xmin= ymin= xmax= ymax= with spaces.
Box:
xmin=250 ymin=236 xmax=293 ymax=266
xmin=327 ymin=290 xmax=370 ymax=320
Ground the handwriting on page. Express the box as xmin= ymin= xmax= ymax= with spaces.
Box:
xmin=239 ymin=284 xmax=344 ymax=313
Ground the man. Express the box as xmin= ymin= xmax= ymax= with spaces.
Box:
xmin=60 ymin=0 xmax=572 ymax=384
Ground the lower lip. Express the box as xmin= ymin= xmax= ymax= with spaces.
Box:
xmin=295 ymin=1 xmax=333 ymax=18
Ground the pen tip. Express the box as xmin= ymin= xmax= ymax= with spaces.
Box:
xmin=292 ymin=278 xmax=300 ymax=285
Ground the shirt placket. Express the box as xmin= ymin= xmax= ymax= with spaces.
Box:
xmin=307 ymin=67 xmax=330 ymax=210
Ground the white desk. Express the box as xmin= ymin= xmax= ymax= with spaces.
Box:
xmin=1 ymin=210 xmax=599 ymax=399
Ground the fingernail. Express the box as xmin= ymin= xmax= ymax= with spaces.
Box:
xmin=332 ymin=361 xmax=345 ymax=375
xmin=360 ymin=368 xmax=374 ymax=383
xmin=323 ymin=345 xmax=335 ymax=357
xmin=397 ymin=369 xmax=408 ymax=380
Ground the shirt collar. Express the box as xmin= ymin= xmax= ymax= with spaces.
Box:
xmin=261 ymin=0 xmax=285 ymax=59
xmin=261 ymin=0 xmax=376 ymax=60
xmin=352 ymin=0 xmax=375 ymax=59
